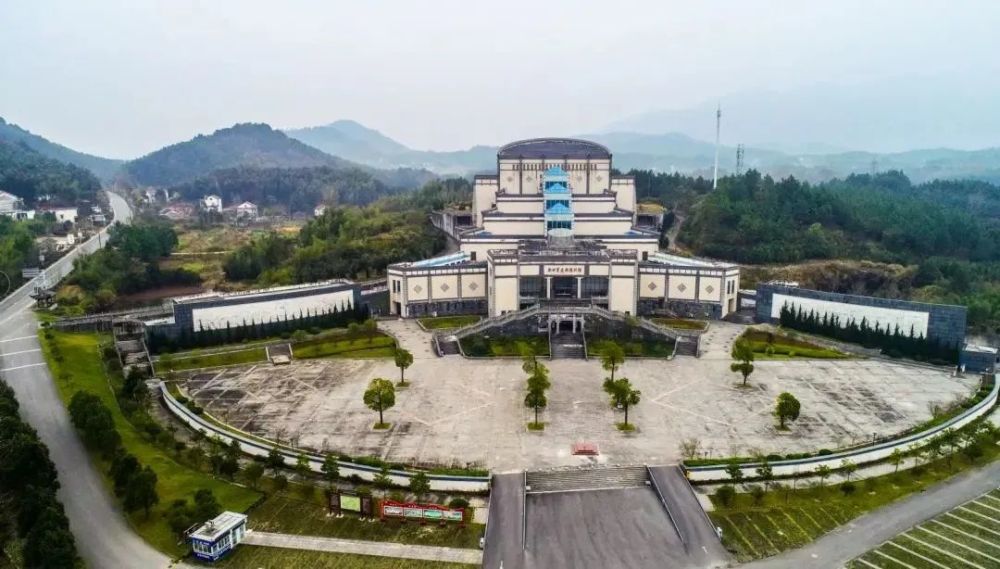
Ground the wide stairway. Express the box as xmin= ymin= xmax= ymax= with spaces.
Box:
xmin=437 ymin=335 xmax=461 ymax=356
xmin=674 ymin=336 xmax=699 ymax=357
xmin=525 ymin=466 xmax=649 ymax=493
xmin=550 ymin=331 xmax=586 ymax=359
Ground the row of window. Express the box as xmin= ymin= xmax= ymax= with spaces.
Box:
xmin=503 ymin=162 xmax=608 ymax=171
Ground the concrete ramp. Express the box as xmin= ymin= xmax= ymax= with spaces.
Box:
xmin=647 ymin=465 xmax=730 ymax=568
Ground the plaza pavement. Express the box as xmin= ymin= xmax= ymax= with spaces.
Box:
xmin=184 ymin=320 xmax=978 ymax=473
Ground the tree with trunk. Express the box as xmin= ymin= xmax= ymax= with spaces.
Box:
xmin=243 ymin=463 xmax=264 ymax=489
xmin=363 ymin=318 xmax=378 ymax=344
xmin=373 ymin=465 xmax=392 ymax=497
xmin=409 ymin=471 xmax=431 ymax=501
xmin=890 ymin=448 xmax=904 ymax=473
xmin=730 ymin=339 xmax=755 ymax=386
xmin=363 ymin=378 xmax=396 ymax=427
xmin=840 ymin=458 xmax=857 ymax=482
xmin=524 ymin=364 xmax=550 ymax=428
xmin=321 ymin=454 xmax=339 ymax=487
xmin=603 ymin=377 xmax=641 ymax=429
xmin=266 ymin=447 xmax=285 ymax=475
xmin=295 ymin=454 xmax=311 ymax=479
xmin=814 ymin=464 xmax=832 ymax=485
xmin=123 ymin=466 xmax=159 ymax=517
xmin=600 ymin=342 xmax=625 ymax=382
xmin=774 ymin=392 xmax=801 ymax=429
xmin=394 ymin=348 xmax=413 ymax=386
xmin=755 ymin=461 xmax=774 ymax=492
xmin=725 ymin=462 xmax=744 ymax=488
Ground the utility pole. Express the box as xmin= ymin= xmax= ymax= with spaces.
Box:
xmin=713 ymin=104 xmax=721 ymax=190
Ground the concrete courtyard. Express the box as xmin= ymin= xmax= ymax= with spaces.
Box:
xmin=182 ymin=321 xmax=979 ymax=472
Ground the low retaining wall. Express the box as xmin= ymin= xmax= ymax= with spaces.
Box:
xmin=686 ymin=373 xmax=998 ymax=482
xmin=159 ymin=383 xmax=490 ymax=492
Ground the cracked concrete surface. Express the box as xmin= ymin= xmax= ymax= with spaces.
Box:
xmin=184 ymin=322 xmax=978 ymax=472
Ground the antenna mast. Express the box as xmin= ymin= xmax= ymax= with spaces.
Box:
xmin=735 ymin=144 xmax=745 ymax=175
xmin=713 ymin=104 xmax=721 ymax=189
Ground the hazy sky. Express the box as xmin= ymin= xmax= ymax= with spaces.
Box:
xmin=2 ymin=0 xmax=999 ymax=158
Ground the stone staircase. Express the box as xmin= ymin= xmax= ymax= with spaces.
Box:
xmin=550 ymin=331 xmax=585 ymax=359
xmin=437 ymin=335 xmax=461 ymax=356
xmin=674 ymin=337 xmax=699 ymax=357
xmin=525 ymin=466 xmax=650 ymax=493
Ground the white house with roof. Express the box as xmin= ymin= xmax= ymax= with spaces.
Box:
xmin=235 ymin=201 xmax=258 ymax=220
xmin=0 ymin=190 xmax=23 ymax=213
xmin=387 ymin=138 xmax=740 ymax=319
xmin=202 ymin=195 xmax=223 ymax=213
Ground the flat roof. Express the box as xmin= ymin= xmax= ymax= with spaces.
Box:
xmin=498 ymin=138 xmax=611 ymax=160
xmin=189 ymin=511 xmax=246 ymax=542
xmin=647 ymin=251 xmax=738 ymax=269
xmin=173 ymin=279 xmax=355 ymax=305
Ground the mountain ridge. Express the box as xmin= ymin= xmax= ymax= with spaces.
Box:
xmin=285 ymin=120 xmax=1000 ymax=184
xmin=0 ymin=117 xmax=123 ymax=181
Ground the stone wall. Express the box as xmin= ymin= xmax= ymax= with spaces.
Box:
xmin=755 ymin=283 xmax=966 ymax=347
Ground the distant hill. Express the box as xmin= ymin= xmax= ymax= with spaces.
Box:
xmin=285 ymin=122 xmax=495 ymax=175
xmin=285 ymin=120 xmax=410 ymax=164
xmin=0 ymin=117 xmax=122 ymax=180
xmin=0 ymin=140 xmax=101 ymax=206
xmin=123 ymin=123 xmax=356 ymax=187
xmin=286 ymin=120 xmax=1000 ymax=184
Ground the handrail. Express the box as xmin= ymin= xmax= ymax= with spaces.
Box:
xmin=646 ymin=466 xmax=687 ymax=550
xmin=159 ymin=382 xmax=490 ymax=492
xmin=686 ymin=374 xmax=998 ymax=482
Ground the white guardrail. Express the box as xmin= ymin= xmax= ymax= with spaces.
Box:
xmin=159 ymin=383 xmax=490 ymax=492
xmin=686 ymin=374 xmax=998 ymax=482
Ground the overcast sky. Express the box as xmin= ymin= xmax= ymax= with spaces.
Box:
xmin=2 ymin=0 xmax=999 ymax=158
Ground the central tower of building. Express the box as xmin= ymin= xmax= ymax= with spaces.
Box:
xmin=387 ymin=138 xmax=740 ymax=319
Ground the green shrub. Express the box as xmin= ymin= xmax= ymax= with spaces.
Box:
xmin=448 ymin=497 xmax=470 ymax=508
xmin=715 ymin=485 xmax=736 ymax=508
xmin=840 ymin=481 xmax=856 ymax=495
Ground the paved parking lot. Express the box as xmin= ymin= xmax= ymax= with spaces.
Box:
xmin=183 ymin=332 xmax=978 ymax=472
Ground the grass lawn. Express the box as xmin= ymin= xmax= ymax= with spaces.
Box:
xmin=846 ymin=488 xmax=1000 ymax=569
xmin=460 ymin=334 xmax=550 ymax=357
xmin=246 ymin=490 xmax=483 ymax=549
xmin=292 ymin=334 xmax=396 ymax=359
xmin=650 ymin=317 xmax=708 ymax=331
xmin=738 ymin=329 xmax=848 ymax=360
xmin=158 ymin=347 xmax=268 ymax=371
xmin=212 ymin=546 xmax=477 ymax=569
xmin=418 ymin=315 xmax=482 ymax=330
xmin=590 ymin=338 xmax=676 ymax=358
xmin=709 ymin=444 xmax=1000 ymax=562
xmin=40 ymin=330 xmax=261 ymax=557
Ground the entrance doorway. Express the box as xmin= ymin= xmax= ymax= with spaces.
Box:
xmin=551 ymin=277 xmax=577 ymax=299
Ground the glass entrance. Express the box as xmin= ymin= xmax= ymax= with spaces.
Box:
xmin=551 ymin=277 xmax=578 ymax=299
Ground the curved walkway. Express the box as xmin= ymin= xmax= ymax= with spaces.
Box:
xmin=243 ymin=531 xmax=483 ymax=565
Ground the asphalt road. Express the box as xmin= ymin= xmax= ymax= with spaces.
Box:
xmin=1 ymin=193 xmax=180 ymax=569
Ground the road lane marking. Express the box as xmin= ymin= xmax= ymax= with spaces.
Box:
xmin=0 ymin=335 xmax=38 ymax=343
xmin=0 ymin=348 xmax=41 ymax=356
xmin=0 ymin=362 xmax=46 ymax=372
